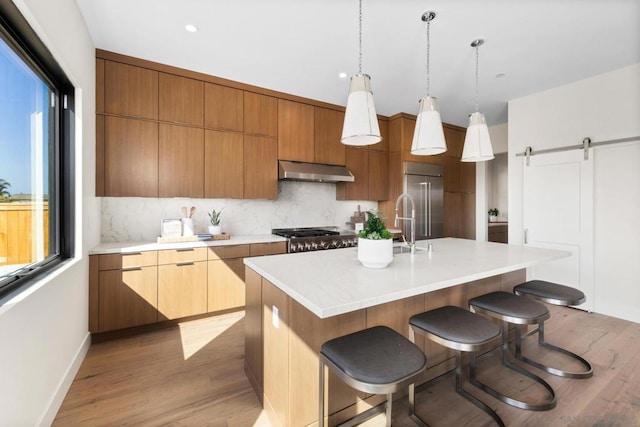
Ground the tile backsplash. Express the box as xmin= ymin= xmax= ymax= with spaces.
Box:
xmin=101 ymin=181 xmax=377 ymax=242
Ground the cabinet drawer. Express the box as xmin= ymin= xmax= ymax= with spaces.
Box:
xmin=208 ymin=244 xmax=251 ymax=260
xmin=250 ymin=242 xmax=287 ymax=256
xmin=158 ymin=247 xmax=207 ymax=265
xmin=98 ymin=251 xmax=157 ymax=271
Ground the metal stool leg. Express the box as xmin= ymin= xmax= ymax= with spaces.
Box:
xmin=516 ymin=321 xmax=593 ymax=379
xmin=456 ymin=351 xmax=505 ymax=427
xmin=470 ymin=321 xmax=557 ymax=411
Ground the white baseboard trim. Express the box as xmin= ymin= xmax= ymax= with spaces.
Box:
xmin=38 ymin=331 xmax=91 ymax=427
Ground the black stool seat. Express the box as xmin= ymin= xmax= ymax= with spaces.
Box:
xmin=513 ymin=280 xmax=593 ymax=379
xmin=319 ymin=326 xmax=426 ymax=427
xmin=514 ymin=280 xmax=586 ymax=306
xmin=409 ymin=306 xmax=504 ymax=427
xmin=469 ymin=292 xmax=557 ymax=412
xmin=469 ymin=291 xmax=550 ymax=324
xmin=321 ymin=325 xmax=426 ymax=387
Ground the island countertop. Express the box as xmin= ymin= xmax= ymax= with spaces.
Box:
xmin=244 ymin=237 xmax=569 ymax=319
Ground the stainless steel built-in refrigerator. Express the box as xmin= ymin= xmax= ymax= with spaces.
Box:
xmin=402 ymin=162 xmax=444 ymax=240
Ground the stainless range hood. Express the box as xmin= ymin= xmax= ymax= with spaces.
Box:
xmin=278 ymin=160 xmax=355 ymax=183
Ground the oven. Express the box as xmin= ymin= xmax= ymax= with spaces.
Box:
xmin=272 ymin=227 xmax=358 ymax=253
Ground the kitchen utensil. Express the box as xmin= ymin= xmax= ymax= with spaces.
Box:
xmin=181 ymin=206 xmax=188 ymax=218
xmin=189 ymin=206 xmax=196 ymax=218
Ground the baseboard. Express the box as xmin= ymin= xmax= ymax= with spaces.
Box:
xmin=38 ymin=331 xmax=91 ymax=426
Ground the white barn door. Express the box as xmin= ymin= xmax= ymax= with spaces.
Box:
xmin=523 ymin=150 xmax=594 ymax=311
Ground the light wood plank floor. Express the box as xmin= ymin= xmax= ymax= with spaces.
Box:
xmin=54 ymin=306 xmax=640 ymax=426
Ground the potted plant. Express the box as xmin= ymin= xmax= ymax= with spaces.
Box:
xmin=488 ymin=208 xmax=499 ymax=222
xmin=208 ymin=208 xmax=224 ymax=235
xmin=357 ymin=209 xmax=393 ymax=268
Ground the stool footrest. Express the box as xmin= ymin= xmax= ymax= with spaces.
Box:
xmin=516 ymin=325 xmax=593 ymax=379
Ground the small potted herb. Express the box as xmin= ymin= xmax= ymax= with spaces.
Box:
xmin=357 ymin=209 xmax=393 ymax=268
xmin=208 ymin=208 xmax=224 ymax=235
xmin=488 ymin=208 xmax=499 ymax=222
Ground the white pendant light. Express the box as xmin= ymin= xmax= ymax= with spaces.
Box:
xmin=462 ymin=39 xmax=494 ymax=162
xmin=411 ymin=11 xmax=447 ymax=156
xmin=341 ymin=0 xmax=381 ymax=146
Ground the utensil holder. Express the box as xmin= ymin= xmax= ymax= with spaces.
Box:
xmin=182 ymin=218 xmax=195 ymax=236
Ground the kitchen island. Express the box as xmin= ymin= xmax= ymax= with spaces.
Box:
xmin=243 ymin=238 xmax=568 ymax=427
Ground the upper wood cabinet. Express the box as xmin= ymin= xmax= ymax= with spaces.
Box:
xmin=104 ymin=116 xmax=158 ymax=197
xmin=159 ymin=73 xmax=204 ymax=126
xmin=314 ymin=107 xmax=345 ymax=165
xmin=244 ymin=135 xmax=278 ymax=199
xmin=368 ymin=150 xmax=389 ymax=201
xmin=96 ymin=58 xmax=105 ymax=114
xmin=370 ymin=119 xmax=389 ymax=152
xmin=204 ymin=83 xmax=243 ymax=132
xmin=278 ymin=99 xmax=314 ymax=163
xmin=336 ymin=147 xmax=369 ymax=200
xmin=244 ymin=92 xmax=277 ymax=137
xmin=204 ymin=130 xmax=244 ymax=199
xmin=104 ymin=61 xmax=158 ymax=119
xmin=158 ymin=124 xmax=204 ymax=198
xmin=95 ymin=115 xmax=105 ymax=196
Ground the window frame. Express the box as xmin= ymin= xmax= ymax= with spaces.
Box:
xmin=0 ymin=1 xmax=75 ymax=300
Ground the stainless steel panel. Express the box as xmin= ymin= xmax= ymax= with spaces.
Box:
xmin=402 ymin=165 xmax=444 ymax=241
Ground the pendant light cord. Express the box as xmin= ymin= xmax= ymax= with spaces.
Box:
xmin=358 ymin=0 xmax=363 ymax=74
xmin=474 ymin=43 xmax=480 ymax=112
xmin=426 ymin=19 xmax=431 ymax=97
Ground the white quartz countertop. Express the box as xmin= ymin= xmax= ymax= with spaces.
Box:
xmin=244 ymin=238 xmax=569 ymax=319
xmin=89 ymin=234 xmax=287 ymax=255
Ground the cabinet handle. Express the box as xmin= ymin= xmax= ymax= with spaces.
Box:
xmin=122 ymin=266 xmax=142 ymax=272
xmin=176 ymin=262 xmax=194 ymax=267
xmin=122 ymin=252 xmax=142 ymax=256
xmin=176 ymin=248 xmax=194 ymax=252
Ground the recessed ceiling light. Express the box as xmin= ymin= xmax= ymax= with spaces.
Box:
xmin=185 ymin=24 xmax=198 ymax=33
xmin=338 ymin=72 xmax=348 ymax=79
xmin=496 ymin=73 xmax=506 ymax=78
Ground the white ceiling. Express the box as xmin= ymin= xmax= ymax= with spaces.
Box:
xmin=76 ymin=0 xmax=640 ymax=128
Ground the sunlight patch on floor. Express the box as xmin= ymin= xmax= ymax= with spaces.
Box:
xmin=178 ymin=311 xmax=244 ymax=360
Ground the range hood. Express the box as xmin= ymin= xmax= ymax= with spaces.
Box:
xmin=278 ymin=160 xmax=355 ymax=183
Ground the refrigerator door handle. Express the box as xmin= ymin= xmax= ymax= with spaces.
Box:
xmin=424 ymin=182 xmax=432 ymax=237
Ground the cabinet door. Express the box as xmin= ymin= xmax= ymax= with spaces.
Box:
xmin=444 ymin=125 xmax=464 ymax=159
xmin=104 ymin=116 xmax=158 ymax=197
xmin=314 ymin=107 xmax=345 ymax=165
xmin=159 ymin=73 xmax=204 ymax=126
xmin=158 ymin=261 xmax=207 ymax=320
xmin=368 ymin=150 xmax=389 ymax=201
xmin=278 ymin=99 xmax=314 ymax=162
xmin=98 ymin=266 xmax=158 ymax=332
xmin=244 ymin=92 xmax=277 ymax=137
xmin=104 ymin=61 xmax=158 ymax=119
xmin=159 ymin=124 xmax=204 ymax=198
xmin=96 ymin=115 xmax=105 ymax=196
xmin=208 ymin=258 xmax=245 ymax=312
xmin=204 ymin=83 xmax=243 ymax=132
xmin=204 ymin=130 xmax=243 ymax=198
xmin=370 ymin=118 xmax=389 ymax=152
xmin=96 ymin=58 xmax=105 ymax=114
xmin=336 ymin=147 xmax=369 ymax=200
xmin=244 ymin=135 xmax=277 ymax=199
xmin=249 ymin=242 xmax=287 ymax=256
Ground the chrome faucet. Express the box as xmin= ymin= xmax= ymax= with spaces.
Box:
xmin=394 ymin=193 xmax=416 ymax=254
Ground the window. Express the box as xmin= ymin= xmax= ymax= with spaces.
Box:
xmin=0 ymin=3 xmax=74 ymax=299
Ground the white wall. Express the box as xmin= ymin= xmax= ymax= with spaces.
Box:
xmin=0 ymin=0 xmax=98 ymax=425
xmin=508 ymin=63 xmax=640 ymax=323
xmin=101 ymin=182 xmax=377 ymax=242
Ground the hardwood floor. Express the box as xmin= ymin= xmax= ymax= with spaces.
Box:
xmin=54 ymin=306 xmax=640 ymax=426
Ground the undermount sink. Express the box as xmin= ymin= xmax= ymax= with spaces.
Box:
xmin=393 ymin=244 xmax=427 ymax=255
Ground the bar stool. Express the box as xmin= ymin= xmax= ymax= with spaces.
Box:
xmin=319 ymin=325 xmax=427 ymax=427
xmin=514 ymin=280 xmax=593 ymax=378
xmin=409 ymin=306 xmax=505 ymax=427
xmin=468 ymin=291 xmax=557 ymax=411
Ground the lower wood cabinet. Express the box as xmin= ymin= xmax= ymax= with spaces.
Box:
xmin=89 ymin=242 xmax=287 ymax=333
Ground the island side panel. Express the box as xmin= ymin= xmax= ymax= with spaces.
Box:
xmin=244 ymin=267 xmax=263 ymax=402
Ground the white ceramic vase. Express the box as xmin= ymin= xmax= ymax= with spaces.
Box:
xmin=208 ymin=225 xmax=222 ymax=235
xmin=182 ymin=218 xmax=195 ymax=236
xmin=357 ymin=237 xmax=393 ymax=268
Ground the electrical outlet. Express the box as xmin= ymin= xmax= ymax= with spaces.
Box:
xmin=272 ymin=305 xmax=279 ymax=328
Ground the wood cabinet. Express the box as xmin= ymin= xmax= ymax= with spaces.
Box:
xmin=488 ymin=223 xmax=508 ymax=243
xmin=249 ymin=241 xmax=287 ymax=256
xmin=204 ymin=83 xmax=243 ymax=132
xmin=278 ymin=99 xmax=315 ymax=163
xmin=314 ymin=107 xmax=345 ymax=165
xmin=207 ymin=245 xmax=251 ymax=312
xmin=157 ymin=248 xmax=208 ymax=320
xmin=96 ymin=115 xmax=105 ymax=196
xmin=336 ymin=148 xmax=388 ymax=201
xmin=244 ymin=135 xmax=278 ymax=199
xmin=90 ymin=251 xmax=159 ymax=333
xmin=104 ymin=61 xmax=158 ymax=119
xmin=104 ymin=116 xmax=159 ymax=197
xmin=368 ymin=150 xmax=389 ymax=201
xmin=204 ymin=130 xmax=244 ymax=198
xmin=159 ymin=73 xmax=204 ymax=126
xmin=96 ymin=58 xmax=105 ymax=114
xmin=244 ymin=92 xmax=277 ymax=137
xmin=159 ymin=124 xmax=204 ymax=198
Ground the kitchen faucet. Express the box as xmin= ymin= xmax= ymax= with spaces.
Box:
xmin=394 ymin=193 xmax=416 ymax=254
